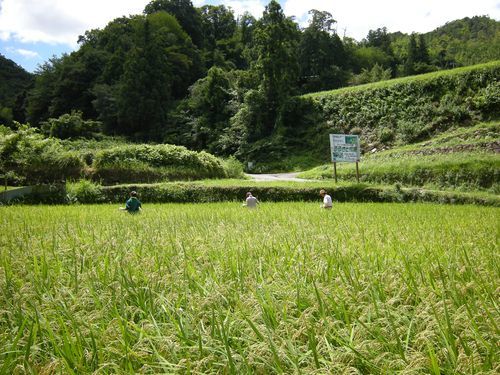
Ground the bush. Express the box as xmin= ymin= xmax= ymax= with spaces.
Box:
xmin=41 ymin=111 xmax=102 ymax=139
xmin=9 ymin=182 xmax=498 ymax=206
xmin=66 ymin=180 xmax=104 ymax=204
xmin=92 ymin=144 xmax=227 ymax=183
xmin=0 ymin=124 xmax=84 ymax=184
xmin=222 ymin=156 xmax=245 ymax=178
xmin=378 ymin=127 xmax=395 ymax=143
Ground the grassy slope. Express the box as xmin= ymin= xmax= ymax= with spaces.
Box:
xmin=304 ymin=60 xmax=500 ymax=99
xmin=298 ymin=121 xmax=500 ymax=192
xmin=248 ymin=61 xmax=500 ymax=173
xmin=0 ymin=203 xmax=497 ymax=373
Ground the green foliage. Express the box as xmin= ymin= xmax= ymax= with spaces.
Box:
xmin=250 ymin=0 xmax=300 ymax=138
xmin=350 ymin=63 xmax=392 ymax=85
xmin=27 ymin=11 xmax=200 ymax=140
xmin=185 ymin=66 xmax=236 ymax=153
xmin=0 ymin=54 xmax=32 ymax=123
xmin=0 ymin=124 xmax=84 ymax=184
xmin=52 ymin=181 xmax=500 ymax=205
xmin=66 ymin=179 xmax=104 ymax=203
xmin=300 ymin=154 xmax=499 ymax=190
xmin=0 ymin=106 xmax=13 ymax=126
xmin=306 ymin=62 xmax=500 ymax=146
xmin=92 ymin=143 xmax=227 ymax=183
xmin=353 ymin=46 xmax=392 ymax=71
xmin=0 ymin=202 xmax=497 ymax=372
xmin=427 ymin=16 xmax=500 ymax=67
xmin=144 ymin=0 xmax=204 ymax=47
xmin=298 ymin=10 xmax=349 ymax=92
xmin=221 ymin=156 xmax=245 ymax=178
xmin=378 ymin=127 xmax=395 ymax=143
xmin=41 ymin=111 xmax=102 ymax=139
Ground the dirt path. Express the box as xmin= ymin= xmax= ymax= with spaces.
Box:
xmin=246 ymin=172 xmax=311 ymax=182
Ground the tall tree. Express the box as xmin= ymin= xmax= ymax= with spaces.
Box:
xmin=404 ymin=34 xmax=418 ymax=75
xmin=298 ymin=9 xmax=348 ymax=93
xmin=117 ymin=12 xmax=197 ymax=138
xmin=199 ymin=5 xmax=239 ymax=68
xmin=250 ymin=0 xmax=300 ymax=139
xmin=144 ymin=0 xmax=204 ymax=48
xmin=417 ymin=34 xmax=430 ymax=64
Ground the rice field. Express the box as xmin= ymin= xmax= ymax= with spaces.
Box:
xmin=0 ymin=203 xmax=498 ymax=373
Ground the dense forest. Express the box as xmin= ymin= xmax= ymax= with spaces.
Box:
xmin=0 ymin=0 xmax=499 ymax=159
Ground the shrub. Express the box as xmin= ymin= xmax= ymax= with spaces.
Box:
xmin=41 ymin=111 xmax=102 ymax=139
xmin=222 ymin=156 xmax=245 ymax=178
xmin=378 ymin=127 xmax=395 ymax=143
xmin=66 ymin=180 xmax=104 ymax=204
xmin=92 ymin=144 xmax=227 ymax=183
xmin=0 ymin=124 xmax=84 ymax=184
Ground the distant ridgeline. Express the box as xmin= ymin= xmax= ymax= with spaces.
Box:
xmin=0 ymin=54 xmax=33 ymax=125
xmin=266 ymin=61 xmax=500 ymax=165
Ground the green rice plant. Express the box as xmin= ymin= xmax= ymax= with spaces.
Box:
xmin=0 ymin=203 xmax=498 ymax=373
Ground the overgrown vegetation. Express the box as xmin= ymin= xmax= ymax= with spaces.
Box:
xmin=92 ymin=144 xmax=227 ymax=183
xmin=0 ymin=203 xmax=498 ymax=372
xmin=0 ymin=125 xmax=244 ymax=185
xmin=0 ymin=125 xmax=83 ymax=185
xmin=2 ymin=2 xmax=498 ymax=159
xmin=261 ymin=62 xmax=500 ymax=170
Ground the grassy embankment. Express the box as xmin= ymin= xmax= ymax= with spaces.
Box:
xmin=298 ymin=121 xmax=499 ymax=193
xmin=0 ymin=203 xmax=498 ymax=373
xmin=250 ymin=61 xmax=500 ymax=173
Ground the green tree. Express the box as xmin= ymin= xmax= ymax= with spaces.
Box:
xmin=200 ymin=5 xmax=240 ymax=69
xmin=187 ymin=66 xmax=235 ymax=153
xmin=144 ymin=0 xmax=204 ymax=47
xmin=298 ymin=9 xmax=349 ymax=93
xmin=250 ymin=0 xmax=300 ymax=139
xmin=26 ymin=57 xmax=63 ymax=125
xmin=417 ymin=34 xmax=430 ymax=64
xmin=404 ymin=34 xmax=418 ymax=75
xmin=118 ymin=17 xmax=172 ymax=137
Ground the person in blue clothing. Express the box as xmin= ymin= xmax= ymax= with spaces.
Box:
xmin=120 ymin=191 xmax=142 ymax=213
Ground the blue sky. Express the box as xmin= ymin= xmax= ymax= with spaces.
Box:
xmin=1 ymin=0 xmax=499 ymax=73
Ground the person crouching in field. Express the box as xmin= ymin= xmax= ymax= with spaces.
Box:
xmin=319 ymin=189 xmax=332 ymax=209
xmin=243 ymin=192 xmax=259 ymax=209
xmin=120 ymin=191 xmax=142 ymax=213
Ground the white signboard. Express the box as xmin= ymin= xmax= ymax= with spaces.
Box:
xmin=329 ymin=134 xmax=360 ymax=162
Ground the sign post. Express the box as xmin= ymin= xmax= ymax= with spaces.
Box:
xmin=329 ymin=134 xmax=360 ymax=183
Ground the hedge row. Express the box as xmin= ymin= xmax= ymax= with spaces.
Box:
xmin=1 ymin=127 xmax=236 ymax=184
xmin=63 ymin=182 xmax=499 ymax=206
xmin=3 ymin=182 xmax=498 ymax=206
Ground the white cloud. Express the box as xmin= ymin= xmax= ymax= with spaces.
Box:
xmin=0 ymin=0 xmax=498 ymax=49
xmin=16 ymin=48 xmax=40 ymax=58
xmin=283 ymin=0 xmax=500 ymax=40
xmin=0 ymin=0 xmax=150 ymax=47
xmin=224 ymin=0 xmax=265 ymax=18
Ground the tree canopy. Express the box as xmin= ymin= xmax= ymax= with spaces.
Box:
xmin=1 ymin=1 xmax=498 ymax=161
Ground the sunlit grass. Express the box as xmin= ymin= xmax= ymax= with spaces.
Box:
xmin=304 ymin=60 xmax=500 ymax=98
xmin=0 ymin=203 xmax=498 ymax=373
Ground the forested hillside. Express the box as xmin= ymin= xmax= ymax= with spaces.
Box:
xmin=1 ymin=0 xmax=499 ymax=165
xmin=0 ymin=54 xmax=32 ymax=125
xmin=389 ymin=16 xmax=500 ymax=71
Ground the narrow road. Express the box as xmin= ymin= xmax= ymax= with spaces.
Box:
xmin=246 ymin=172 xmax=311 ymax=182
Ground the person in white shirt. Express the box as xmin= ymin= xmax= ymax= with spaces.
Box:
xmin=319 ymin=189 xmax=332 ymax=209
xmin=243 ymin=192 xmax=259 ymax=208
